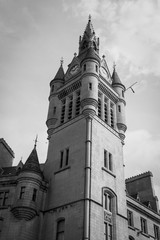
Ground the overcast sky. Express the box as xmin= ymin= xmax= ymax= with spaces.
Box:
xmin=0 ymin=0 xmax=160 ymax=199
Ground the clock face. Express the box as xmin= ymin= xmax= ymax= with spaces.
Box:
xmin=101 ymin=67 xmax=108 ymax=77
xmin=70 ymin=64 xmax=79 ymax=75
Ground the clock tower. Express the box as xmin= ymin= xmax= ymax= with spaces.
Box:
xmin=42 ymin=16 xmax=128 ymax=240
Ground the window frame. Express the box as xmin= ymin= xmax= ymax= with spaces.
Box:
xmin=0 ymin=191 xmax=9 ymax=206
xmin=140 ymin=217 xmax=148 ymax=234
xmin=127 ymin=210 xmax=134 ymax=227
xmin=154 ymin=224 xmax=159 ymax=240
xmin=19 ymin=186 xmax=26 ymax=199
xmin=56 ymin=219 xmax=65 ymax=240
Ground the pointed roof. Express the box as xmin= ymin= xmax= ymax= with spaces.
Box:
xmin=83 ymin=14 xmax=95 ymax=39
xmin=53 ymin=62 xmax=65 ymax=81
xmin=82 ymin=47 xmax=100 ymax=63
xmin=21 ymin=146 xmax=42 ymax=176
xmin=79 ymin=15 xmax=99 ymax=55
xmin=112 ymin=65 xmax=122 ymax=85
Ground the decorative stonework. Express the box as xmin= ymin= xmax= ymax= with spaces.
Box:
xmin=58 ymin=81 xmax=81 ymax=100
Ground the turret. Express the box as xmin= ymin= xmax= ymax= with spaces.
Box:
xmin=46 ymin=60 xmax=65 ymax=138
xmin=112 ymin=66 xmax=127 ymax=141
xmin=11 ymin=142 xmax=45 ymax=221
xmin=79 ymin=16 xmax=100 ymax=117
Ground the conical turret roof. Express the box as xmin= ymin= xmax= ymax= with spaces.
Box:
xmin=53 ymin=63 xmax=65 ymax=81
xmin=21 ymin=146 xmax=42 ymax=176
xmin=112 ymin=66 xmax=123 ymax=86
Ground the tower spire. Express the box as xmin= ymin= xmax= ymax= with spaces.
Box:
xmin=78 ymin=16 xmax=99 ymax=55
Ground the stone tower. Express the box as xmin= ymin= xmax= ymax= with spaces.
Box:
xmin=43 ymin=16 xmax=128 ymax=240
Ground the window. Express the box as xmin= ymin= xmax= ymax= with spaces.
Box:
xmin=65 ymin=148 xmax=69 ymax=166
xmin=53 ymin=107 xmax=56 ymax=114
xmin=75 ymin=91 xmax=81 ymax=116
xmin=122 ymin=90 xmax=124 ymax=98
xmin=104 ymin=150 xmax=113 ymax=172
xmin=19 ymin=187 xmax=25 ymax=199
xmin=32 ymin=188 xmax=37 ymax=202
xmin=104 ymin=98 xmax=108 ymax=123
xmin=141 ymin=217 xmax=147 ymax=234
xmin=0 ymin=191 xmax=9 ymax=206
xmin=154 ymin=225 xmax=159 ymax=240
xmin=56 ymin=219 xmax=65 ymax=240
xmin=104 ymin=222 xmax=112 ymax=240
xmin=51 ymin=85 xmax=54 ymax=92
xmin=98 ymin=97 xmax=102 ymax=117
xmin=60 ymin=151 xmax=64 ymax=168
xmin=110 ymin=103 xmax=114 ymax=128
xmin=104 ymin=193 xmax=112 ymax=212
xmin=118 ymin=105 xmax=121 ymax=112
xmin=68 ymin=95 xmax=73 ymax=120
xmin=61 ymin=99 xmax=66 ymax=124
xmin=89 ymin=83 xmax=92 ymax=90
xmin=0 ymin=218 xmax=3 ymax=232
xmin=84 ymin=64 xmax=86 ymax=71
xmin=96 ymin=65 xmax=98 ymax=72
xmin=127 ymin=210 xmax=134 ymax=227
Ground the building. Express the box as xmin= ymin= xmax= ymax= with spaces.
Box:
xmin=0 ymin=16 xmax=160 ymax=240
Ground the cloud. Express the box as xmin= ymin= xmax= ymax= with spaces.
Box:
xmin=124 ymin=130 xmax=160 ymax=185
xmin=62 ymin=0 xmax=160 ymax=78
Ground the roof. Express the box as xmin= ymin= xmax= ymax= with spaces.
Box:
xmin=125 ymin=171 xmax=153 ymax=183
xmin=0 ymin=138 xmax=14 ymax=158
xmin=21 ymin=147 xmax=42 ymax=176
xmin=112 ymin=67 xmax=122 ymax=85
xmin=52 ymin=63 xmax=65 ymax=82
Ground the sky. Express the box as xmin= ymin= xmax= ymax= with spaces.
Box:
xmin=0 ymin=0 xmax=160 ymax=199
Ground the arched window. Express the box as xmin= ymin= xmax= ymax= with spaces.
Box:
xmin=103 ymin=188 xmax=116 ymax=240
xmin=56 ymin=219 xmax=65 ymax=240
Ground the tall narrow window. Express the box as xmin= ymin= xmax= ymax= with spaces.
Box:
xmin=95 ymin=65 xmax=98 ymax=72
xmin=110 ymin=103 xmax=114 ymax=128
xmin=32 ymin=188 xmax=37 ymax=202
xmin=19 ymin=187 xmax=25 ymax=199
xmin=84 ymin=64 xmax=86 ymax=71
xmin=75 ymin=91 xmax=81 ymax=116
xmin=104 ymin=150 xmax=107 ymax=168
xmin=56 ymin=219 xmax=65 ymax=240
xmin=104 ymin=150 xmax=113 ymax=172
xmin=104 ymin=193 xmax=112 ymax=212
xmin=127 ymin=210 xmax=134 ymax=227
xmin=51 ymin=85 xmax=54 ymax=92
xmin=68 ymin=95 xmax=73 ymax=120
xmin=118 ymin=105 xmax=121 ymax=112
xmin=65 ymin=148 xmax=69 ymax=166
xmin=154 ymin=225 xmax=159 ymax=240
xmin=104 ymin=98 xmax=108 ymax=123
xmin=0 ymin=218 xmax=3 ymax=233
xmin=0 ymin=191 xmax=9 ymax=206
xmin=89 ymin=83 xmax=92 ymax=90
xmin=98 ymin=97 xmax=102 ymax=118
xmin=61 ymin=99 xmax=66 ymax=124
xmin=141 ymin=217 xmax=147 ymax=234
xmin=60 ymin=151 xmax=64 ymax=168
xmin=108 ymin=153 xmax=112 ymax=171
xmin=104 ymin=222 xmax=112 ymax=240
xmin=53 ymin=107 xmax=56 ymax=114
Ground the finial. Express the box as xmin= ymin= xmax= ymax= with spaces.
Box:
xmin=113 ymin=61 xmax=116 ymax=71
xmin=20 ymin=156 xmax=23 ymax=162
xmin=89 ymin=14 xmax=91 ymax=21
xmin=60 ymin=57 xmax=64 ymax=66
xmin=102 ymin=55 xmax=105 ymax=59
xmin=34 ymin=135 xmax=38 ymax=149
xmin=74 ymin=52 xmax=77 ymax=57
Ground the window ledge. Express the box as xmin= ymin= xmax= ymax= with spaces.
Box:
xmin=102 ymin=167 xmax=116 ymax=178
xmin=128 ymin=225 xmax=135 ymax=231
xmin=141 ymin=232 xmax=150 ymax=238
xmin=54 ymin=166 xmax=71 ymax=175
